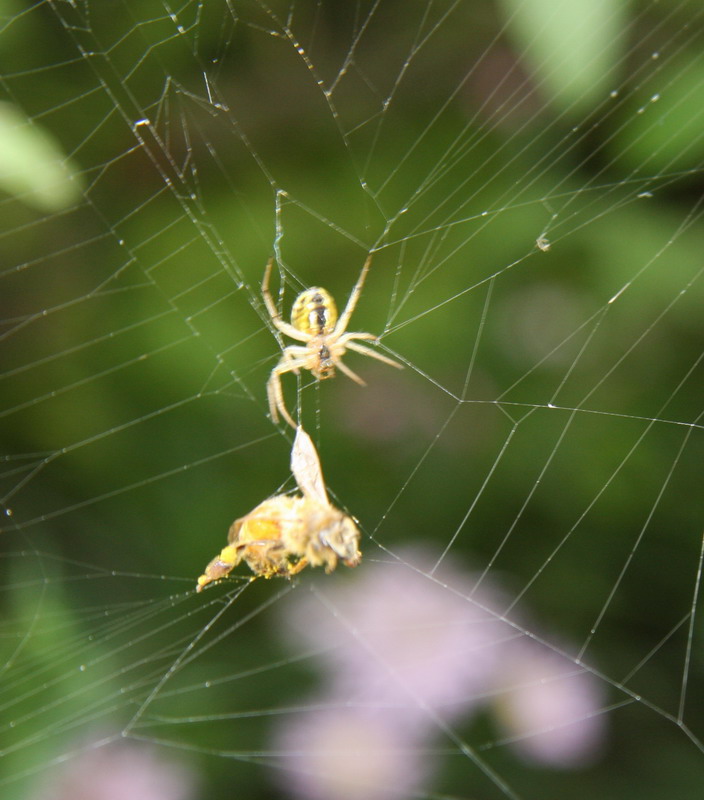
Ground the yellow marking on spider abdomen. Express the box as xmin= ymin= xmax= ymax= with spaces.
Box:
xmin=291 ymin=287 xmax=338 ymax=336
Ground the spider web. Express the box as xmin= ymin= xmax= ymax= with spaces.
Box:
xmin=1 ymin=1 xmax=704 ymax=798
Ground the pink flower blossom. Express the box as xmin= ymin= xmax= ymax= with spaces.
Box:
xmin=492 ymin=642 xmax=605 ymax=767
xmin=272 ymin=703 xmax=430 ymax=800
xmin=32 ymin=739 xmax=198 ymax=800
xmin=281 ymin=549 xmax=510 ymax=724
xmin=276 ymin=547 xmax=606 ymax=794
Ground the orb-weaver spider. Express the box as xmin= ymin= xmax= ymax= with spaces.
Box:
xmin=262 ymin=255 xmax=402 ymax=428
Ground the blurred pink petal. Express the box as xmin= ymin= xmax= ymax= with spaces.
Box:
xmin=273 ymin=704 xmax=430 ymax=800
xmin=32 ymin=739 xmax=198 ymax=800
xmin=493 ymin=643 xmax=605 ymax=767
xmin=276 ymin=549 xmax=606 ymax=793
xmin=282 ymin=551 xmax=511 ymax=722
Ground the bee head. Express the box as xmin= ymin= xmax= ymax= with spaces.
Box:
xmin=320 ymin=513 xmax=361 ymax=567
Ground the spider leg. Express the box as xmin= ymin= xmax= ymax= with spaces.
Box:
xmin=334 ymin=253 xmax=372 ymax=335
xmin=267 ymin=369 xmax=297 ymax=429
xmin=337 ymin=331 xmax=377 ymax=342
xmin=344 ymin=339 xmax=404 ymax=369
xmin=267 ymin=350 xmax=311 ymax=428
xmin=262 ymin=259 xmax=311 ymax=342
xmin=336 ymin=359 xmax=366 ymax=386
xmin=278 ymin=345 xmax=311 ymax=375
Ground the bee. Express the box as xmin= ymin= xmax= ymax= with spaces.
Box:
xmin=196 ymin=428 xmax=361 ymax=591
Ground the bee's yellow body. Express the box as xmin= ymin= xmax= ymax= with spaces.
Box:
xmin=196 ymin=429 xmax=361 ymax=591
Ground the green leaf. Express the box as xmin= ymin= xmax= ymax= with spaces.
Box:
xmin=0 ymin=101 xmax=83 ymax=211
xmin=610 ymin=51 xmax=704 ymax=174
xmin=499 ymin=0 xmax=628 ymax=114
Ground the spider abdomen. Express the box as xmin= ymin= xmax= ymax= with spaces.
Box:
xmin=291 ymin=287 xmax=338 ymax=336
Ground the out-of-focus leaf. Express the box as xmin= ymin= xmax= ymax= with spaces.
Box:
xmin=0 ymin=101 xmax=83 ymax=212
xmin=499 ymin=0 xmax=628 ymax=114
xmin=610 ymin=52 xmax=704 ymax=173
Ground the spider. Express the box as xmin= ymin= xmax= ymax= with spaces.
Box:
xmin=262 ymin=254 xmax=403 ymax=428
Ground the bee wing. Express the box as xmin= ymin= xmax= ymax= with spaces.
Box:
xmin=291 ymin=426 xmax=329 ymax=506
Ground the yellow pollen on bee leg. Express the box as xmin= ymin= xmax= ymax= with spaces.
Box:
xmin=195 ymin=544 xmax=242 ymax=591
xmin=218 ymin=544 xmax=240 ymax=562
